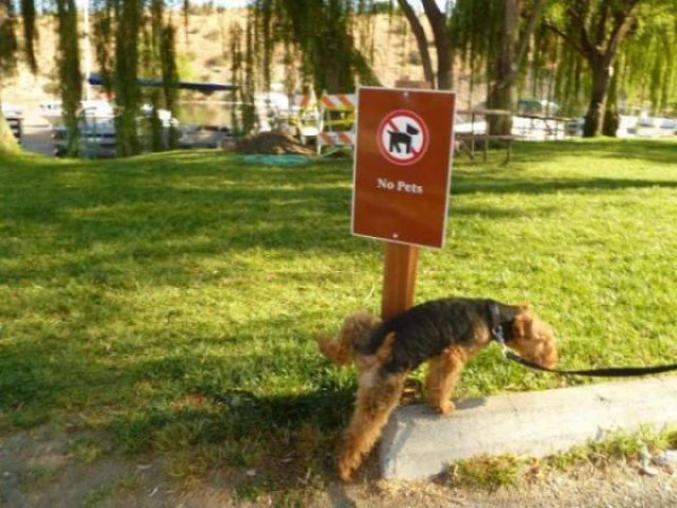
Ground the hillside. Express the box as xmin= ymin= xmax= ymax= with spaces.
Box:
xmin=2 ymin=10 xmax=479 ymax=112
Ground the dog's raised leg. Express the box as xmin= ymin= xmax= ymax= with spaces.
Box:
xmin=425 ymin=346 xmax=467 ymax=416
xmin=338 ymin=371 xmax=407 ymax=481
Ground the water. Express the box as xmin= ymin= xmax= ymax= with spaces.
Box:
xmin=175 ymin=101 xmax=237 ymax=128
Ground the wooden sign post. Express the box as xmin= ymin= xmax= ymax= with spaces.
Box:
xmin=351 ymin=87 xmax=456 ymax=320
xmin=382 ymin=242 xmax=419 ymax=320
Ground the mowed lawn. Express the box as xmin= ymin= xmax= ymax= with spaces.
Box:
xmin=0 ymin=139 xmax=676 ymax=483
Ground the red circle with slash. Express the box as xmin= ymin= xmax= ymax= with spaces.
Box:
xmin=377 ymin=109 xmax=430 ymax=166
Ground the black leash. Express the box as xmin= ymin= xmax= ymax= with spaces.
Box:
xmin=502 ymin=349 xmax=677 ymax=377
xmin=488 ymin=304 xmax=677 ymax=377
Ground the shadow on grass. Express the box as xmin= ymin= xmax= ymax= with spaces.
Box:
xmin=452 ymin=176 xmax=677 ymax=196
xmin=0 ymin=302 xmax=354 ymax=437
xmin=509 ymin=138 xmax=677 ymax=165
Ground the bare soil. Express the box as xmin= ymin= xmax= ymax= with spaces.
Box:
xmin=1 ymin=425 xmax=675 ymax=507
xmin=235 ymin=131 xmax=315 ymax=155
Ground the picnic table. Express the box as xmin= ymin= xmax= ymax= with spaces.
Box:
xmin=454 ymin=108 xmax=516 ymax=163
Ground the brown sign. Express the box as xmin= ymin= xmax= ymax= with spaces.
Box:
xmin=351 ymin=87 xmax=456 ymax=249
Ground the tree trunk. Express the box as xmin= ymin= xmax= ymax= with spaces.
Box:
xmin=56 ymin=0 xmax=82 ymax=156
xmin=584 ymin=63 xmax=611 ymax=137
xmin=0 ymin=109 xmax=20 ymax=155
xmin=114 ymin=0 xmax=142 ymax=156
xmin=602 ymin=63 xmax=619 ymax=136
xmin=487 ymin=0 xmax=519 ymax=135
xmin=421 ymin=0 xmax=452 ymax=90
xmin=486 ymin=80 xmax=513 ymax=135
xmin=397 ymin=0 xmax=435 ymax=87
xmin=435 ymin=39 xmax=453 ymax=90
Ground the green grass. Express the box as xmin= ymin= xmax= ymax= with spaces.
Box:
xmin=0 ymin=139 xmax=676 ymax=490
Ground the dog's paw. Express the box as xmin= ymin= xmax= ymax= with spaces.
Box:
xmin=338 ymin=459 xmax=355 ymax=482
xmin=436 ymin=400 xmax=455 ymax=416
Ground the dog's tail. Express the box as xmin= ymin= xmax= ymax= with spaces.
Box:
xmin=318 ymin=311 xmax=381 ymax=366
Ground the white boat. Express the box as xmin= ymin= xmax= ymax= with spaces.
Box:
xmin=40 ymin=99 xmax=115 ymax=123
xmin=1 ymin=103 xmax=22 ymax=118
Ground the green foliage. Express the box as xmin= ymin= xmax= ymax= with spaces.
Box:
xmin=619 ymin=3 xmax=676 ymax=115
xmin=19 ymin=0 xmax=37 ymax=72
xmin=0 ymin=0 xmax=36 ymax=81
xmin=451 ymin=0 xmax=500 ymax=77
xmin=254 ymin=0 xmax=379 ymax=93
xmin=0 ymin=0 xmax=18 ymax=76
xmin=92 ymin=1 xmax=114 ymax=94
xmin=159 ymin=24 xmax=179 ymax=148
xmin=143 ymin=0 xmax=180 ymax=151
xmin=544 ymin=0 xmax=676 ymax=120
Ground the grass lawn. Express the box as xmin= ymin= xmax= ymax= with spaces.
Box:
xmin=0 ymin=139 xmax=676 ymax=493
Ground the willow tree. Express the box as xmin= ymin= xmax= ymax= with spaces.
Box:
xmin=146 ymin=0 xmax=179 ymax=149
xmin=545 ymin=0 xmax=641 ymax=137
xmin=0 ymin=0 xmax=35 ymax=154
xmin=56 ymin=0 xmax=83 ymax=156
xmin=254 ymin=0 xmax=380 ymax=94
xmin=159 ymin=22 xmax=179 ymax=147
xmin=451 ymin=0 xmax=497 ymax=109
xmin=229 ymin=21 xmax=243 ymax=134
xmin=93 ymin=0 xmax=144 ymax=155
xmin=1 ymin=0 xmax=82 ymax=155
xmin=114 ymin=0 xmax=143 ymax=155
xmin=0 ymin=1 xmax=18 ymax=153
xmin=242 ymin=13 xmax=256 ymax=133
xmin=94 ymin=0 xmax=179 ymax=154
xmin=616 ymin=5 xmax=675 ymax=116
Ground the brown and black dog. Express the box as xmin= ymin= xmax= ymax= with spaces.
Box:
xmin=318 ymin=297 xmax=558 ymax=481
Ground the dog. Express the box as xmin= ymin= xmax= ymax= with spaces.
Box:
xmin=387 ymin=123 xmax=420 ymax=154
xmin=318 ymin=297 xmax=558 ymax=481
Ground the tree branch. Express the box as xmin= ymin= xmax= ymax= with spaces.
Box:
xmin=604 ymin=0 xmax=640 ymax=65
xmin=514 ymin=0 xmax=547 ymax=71
xmin=543 ymin=22 xmax=586 ymax=57
xmin=566 ymin=4 xmax=596 ymax=58
xmin=594 ymin=0 xmax=610 ymax=49
xmin=420 ymin=0 xmax=446 ymax=54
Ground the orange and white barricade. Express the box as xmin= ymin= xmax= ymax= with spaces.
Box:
xmin=317 ymin=92 xmax=357 ymax=154
xmin=293 ymin=93 xmax=317 ymax=110
xmin=317 ymin=131 xmax=355 ymax=148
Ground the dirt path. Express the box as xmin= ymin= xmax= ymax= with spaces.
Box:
xmin=1 ymin=425 xmax=675 ymax=507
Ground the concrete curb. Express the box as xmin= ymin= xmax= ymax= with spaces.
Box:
xmin=379 ymin=376 xmax=677 ymax=480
